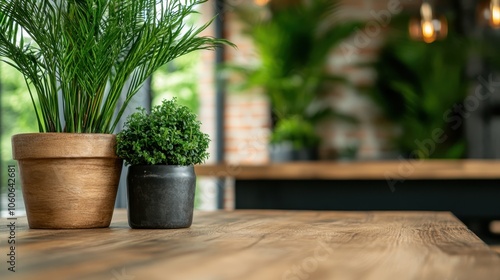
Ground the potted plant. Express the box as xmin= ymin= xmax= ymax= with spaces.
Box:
xmin=116 ymin=98 xmax=209 ymax=229
xmin=226 ymin=0 xmax=359 ymax=161
xmin=1 ymin=0 xmax=232 ymax=228
xmin=368 ymin=15 xmax=470 ymax=158
xmin=269 ymin=116 xmax=320 ymax=161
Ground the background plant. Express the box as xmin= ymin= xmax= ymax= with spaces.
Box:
xmin=270 ymin=116 xmax=320 ymax=149
xmin=0 ymin=0 xmax=232 ymax=133
xmin=226 ymin=0 xmax=359 ymax=148
xmin=116 ymin=98 xmax=209 ymax=166
xmin=368 ymin=15 xmax=470 ymax=158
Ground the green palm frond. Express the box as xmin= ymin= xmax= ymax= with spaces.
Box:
xmin=0 ymin=0 xmax=234 ymax=133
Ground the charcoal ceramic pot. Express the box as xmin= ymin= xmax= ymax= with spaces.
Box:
xmin=127 ymin=165 xmax=195 ymax=229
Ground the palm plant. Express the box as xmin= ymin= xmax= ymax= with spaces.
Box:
xmin=228 ymin=0 xmax=359 ymax=149
xmin=370 ymin=16 xmax=470 ymax=158
xmin=0 ymin=0 xmax=232 ymax=133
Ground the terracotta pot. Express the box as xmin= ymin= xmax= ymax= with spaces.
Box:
xmin=11 ymin=133 xmax=123 ymax=229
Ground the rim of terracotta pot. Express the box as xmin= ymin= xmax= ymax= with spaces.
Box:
xmin=12 ymin=133 xmax=119 ymax=159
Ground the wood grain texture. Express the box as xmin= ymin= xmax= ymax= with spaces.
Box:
xmin=1 ymin=210 xmax=499 ymax=280
xmin=195 ymin=160 xmax=500 ymax=180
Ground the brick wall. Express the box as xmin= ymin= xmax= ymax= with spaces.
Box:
xmin=322 ymin=0 xmax=407 ymax=159
xmin=223 ymin=7 xmax=271 ymax=164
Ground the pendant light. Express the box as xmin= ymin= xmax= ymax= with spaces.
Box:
xmin=478 ymin=0 xmax=500 ymax=29
xmin=409 ymin=1 xmax=448 ymax=43
xmin=254 ymin=0 xmax=271 ymax=6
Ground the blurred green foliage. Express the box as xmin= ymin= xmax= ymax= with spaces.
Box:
xmin=152 ymin=52 xmax=200 ymax=113
xmin=227 ymin=0 xmax=360 ymax=149
xmin=1 ymin=63 xmax=38 ymax=194
xmin=369 ymin=16 xmax=470 ymax=158
xmin=270 ymin=116 xmax=320 ymax=149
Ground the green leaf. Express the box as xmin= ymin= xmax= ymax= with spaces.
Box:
xmin=0 ymin=0 xmax=234 ymax=133
xmin=116 ymin=98 xmax=210 ymax=166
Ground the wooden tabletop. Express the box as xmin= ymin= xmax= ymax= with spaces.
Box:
xmin=1 ymin=209 xmax=499 ymax=280
xmin=195 ymin=160 xmax=500 ymax=180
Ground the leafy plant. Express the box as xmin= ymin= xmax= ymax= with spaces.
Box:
xmin=0 ymin=0 xmax=233 ymax=133
xmin=369 ymin=16 xmax=470 ymax=158
xmin=270 ymin=116 xmax=320 ymax=149
xmin=227 ymin=0 xmax=359 ymax=148
xmin=116 ymin=98 xmax=209 ymax=166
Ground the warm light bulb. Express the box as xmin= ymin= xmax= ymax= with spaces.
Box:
xmin=409 ymin=1 xmax=446 ymax=43
xmin=491 ymin=4 xmax=500 ymax=27
xmin=254 ymin=0 xmax=270 ymax=6
xmin=421 ymin=20 xmax=435 ymax=43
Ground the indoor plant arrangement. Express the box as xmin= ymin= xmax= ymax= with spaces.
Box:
xmin=227 ymin=0 xmax=359 ymax=161
xmin=0 ymin=0 xmax=231 ymax=228
xmin=368 ymin=15 xmax=470 ymax=158
xmin=269 ymin=116 xmax=320 ymax=161
xmin=116 ymin=98 xmax=209 ymax=229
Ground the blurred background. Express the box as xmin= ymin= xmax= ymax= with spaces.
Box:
xmin=216 ymin=0 xmax=500 ymax=164
xmin=2 ymin=0 xmax=500 ymax=217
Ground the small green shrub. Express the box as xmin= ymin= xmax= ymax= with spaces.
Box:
xmin=270 ymin=117 xmax=320 ymax=149
xmin=116 ymin=98 xmax=209 ymax=166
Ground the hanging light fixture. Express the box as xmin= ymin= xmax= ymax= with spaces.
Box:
xmin=409 ymin=1 xmax=448 ymax=43
xmin=492 ymin=0 xmax=500 ymax=27
xmin=254 ymin=0 xmax=271 ymax=6
xmin=478 ymin=0 xmax=500 ymax=29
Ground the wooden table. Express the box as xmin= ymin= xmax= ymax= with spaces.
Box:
xmin=196 ymin=160 xmax=500 ymax=234
xmin=195 ymin=160 xmax=500 ymax=180
xmin=1 ymin=209 xmax=500 ymax=280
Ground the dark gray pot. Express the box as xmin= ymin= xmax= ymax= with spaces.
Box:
xmin=127 ymin=165 xmax=195 ymax=229
xmin=269 ymin=142 xmax=319 ymax=162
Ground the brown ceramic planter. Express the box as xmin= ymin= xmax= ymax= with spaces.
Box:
xmin=11 ymin=133 xmax=123 ymax=229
